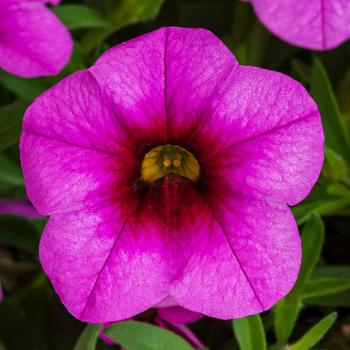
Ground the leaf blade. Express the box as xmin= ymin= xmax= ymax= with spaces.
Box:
xmin=105 ymin=320 xmax=194 ymax=350
xmin=233 ymin=314 xmax=266 ymax=350
xmin=288 ymin=312 xmax=337 ymax=350
xmin=72 ymin=324 xmax=101 ymax=350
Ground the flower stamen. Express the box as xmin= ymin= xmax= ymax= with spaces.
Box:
xmin=141 ymin=145 xmax=200 ymax=183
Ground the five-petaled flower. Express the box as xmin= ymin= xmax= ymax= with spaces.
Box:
xmin=20 ymin=27 xmax=324 ymax=323
xmin=0 ymin=0 xmax=72 ymax=77
xmin=246 ymin=0 xmax=350 ymax=50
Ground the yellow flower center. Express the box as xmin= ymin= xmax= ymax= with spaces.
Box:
xmin=141 ymin=144 xmax=200 ymax=183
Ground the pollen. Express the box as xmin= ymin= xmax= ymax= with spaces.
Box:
xmin=163 ymin=156 xmax=172 ymax=168
xmin=141 ymin=144 xmax=200 ymax=183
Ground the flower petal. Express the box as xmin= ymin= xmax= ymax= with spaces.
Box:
xmin=20 ymin=70 xmax=136 ymax=215
xmin=90 ymin=28 xmax=168 ymax=143
xmin=201 ymin=66 xmax=324 ymax=205
xmin=157 ymin=306 xmax=202 ymax=325
xmin=250 ymin=0 xmax=350 ymax=50
xmin=0 ymin=1 xmax=72 ymax=77
xmin=40 ymin=206 xmax=171 ymax=322
xmin=90 ymin=27 xmax=238 ymax=145
xmin=170 ymin=198 xmax=301 ymax=319
xmin=163 ymin=27 xmax=238 ymax=141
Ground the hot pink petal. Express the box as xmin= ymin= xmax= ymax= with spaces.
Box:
xmin=157 ymin=306 xmax=202 ymax=325
xmin=170 ymin=199 xmax=301 ymax=319
xmin=20 ymin=70 xmax=136 ymax=215
xmin=0 ymin=0 xmax=72 ymax=77
xmin=249 ymin=0 xmax=350 ymax=50
xmin=200 ymin=66 xmax=324 ymax=206
xmin=39 ymin=206 xmax=172 ymax=322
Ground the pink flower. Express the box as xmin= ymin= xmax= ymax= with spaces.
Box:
xmin=100 ymin=306 xmax=204 ymax=349
xmin=246 ymin=0 xmax=350 ymax=50
xmin=19 ymin=27 xmax=324 ymax=323
xmin=0 ymin=0 xmax=73 ymax=77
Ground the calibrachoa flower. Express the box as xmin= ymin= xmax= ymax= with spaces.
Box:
xmin=20 ymin=27 xmax=324 ymax=322
xmin=100 ymin=306 xmax=204 ymax=349
xmin=0 ymin=0 xmax=72 ymax=77
xmin=246 ymin=0 xmax=350 ymax=50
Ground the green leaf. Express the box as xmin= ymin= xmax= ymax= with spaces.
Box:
xmin=233 ymin=314 xmax=266 ymax=350
xmin=326 ymin=182 xmax=350 ymax=198
xmin=312 ymin=265 xmax=350 ymax=279
xmin=0 ymin=216 xmax=41 ymax=253
xmin=274 ymin=300 xmax=301 ymax=344
xmin=0 ymin=154 xmax=23 ymax=187
xmin=0 ymin=300 xmax=45 ymax=350
xmin=0 ymin=340 xmax=7 ymax=350
xmin=273 ymin=214 xmax=324 ymax=343
xmin=0 ymin=101 xmax=27 ymax=152
xmin=72 ymin=324 xmax=101 ymax=350
xmin=288 ymin=312 xmax=337 ymax=350
xmin=293 ymin=198 xmax=350 ymax=224
xmin=305 ymin=289 xmax=350 ymax=307
xmin=301 ymin=278 xmax=350 ymax=298
xmin=53 ymin=5 xmax=109 ymax=30
xmin=291 ymin=59 xmax=310 ymax=84
xmin=310 ymin=57 xmax=350 ymax=164
xmin=322 ymin=147 xmax=349 ymax=184
xmin=81 ymin=0 xmax=165 ymax=52
xmin=105 ymin=320 xmax=194 ymax=350
xmin=234 ymin=21 xmax=270 ymax=66
xmin=0 ymin=70 xmax=46 ymax=101
xmin=297 ymin=214 xmax=325 ymax=286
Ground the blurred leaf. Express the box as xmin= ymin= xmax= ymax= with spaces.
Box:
xmin=274 ymin=214 xmax=324 ymax=343
xmin=0 ymin=340 xmax=7 ymax=350
xmin=53 ymin=5 xmax=109 ymax=30
xmin=297 ymin=214 xmax=325 ymax=285
xmin=0 ymin=300 xmax=45 ymax=350
xmin=0 ymin=154 xmax=23 ymax=187
xmin=312 ymin=265 xmax=350 ymax=279
xmin=311 ymin=57 xmax=350 ymax=164
xmin=305 ymin=289 xmax=350 ymax=307
xmin=326 ymin=182 xmax=350 ymax=198
xmin=293 ymin=198 xmax=350 ymax=224
xmin=81 ymin=0 xmax=165 ymax=52
xmin=73 ymin=324 xmax=101 ymax=350
xmin=0 ymin=215 xmax=40 ymax=253
xmin=274 ymin=300 xmax=301 ymax=345
xmin=301 ymin=278 xmax=350 ymax=298
xmin=0 ymin=101 xmax=27 ymax=152
xmin=291 ymin=59 xmax=310 ymax=84
xmin=234 ymin=21 xmax=269 ymax=66
xmin=0 ymin=70 xmax=46 ymax=101
xmin=288 ymin=312 xmax=337 ymax=350
xmin=105 ymin=320 xmax=194 ymax=350
xmin=323 ymin=147 xmax=349 ymax=184
xmin=233 ymin=314 xmax=266 ymax=350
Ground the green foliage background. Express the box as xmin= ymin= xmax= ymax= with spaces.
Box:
xmin=1 ymin=0 xmax=350 ymax=349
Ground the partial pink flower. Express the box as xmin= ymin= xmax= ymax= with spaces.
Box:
xmin=0 ymin=283 xmax=3 ymax=303
xmin=101 ymin=306 xmax=204 ymax=349
xmin=247 ymin=0 xmax=350 ymax=50
xmin=19 ymin=27 xmax=324 ymax=322
xmin=0 ymin=0 xmax=73 ymax=77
